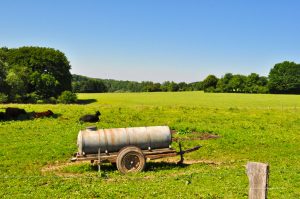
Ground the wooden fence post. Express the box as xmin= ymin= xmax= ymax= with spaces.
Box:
xmin=246 ymin=162 xmax=269 ymax=199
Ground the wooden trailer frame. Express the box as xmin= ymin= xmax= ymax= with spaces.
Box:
xmin=71 ymin=143 xmax=201 ymax=174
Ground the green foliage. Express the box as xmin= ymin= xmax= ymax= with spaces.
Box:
xmin=214 ymin=73 xmax=268 ymax=94
xmin=25 ymin=92 xmax=40 ymax=103
xmin=47 ymin=96 xmax=57 ymax=104
xmin=268 ymin=61 xmax=300 ymax=94
xmin=216 ymin=73 xmax=233 ymax=92
xmin=228 ymin=74 xmax=247 ymax=92
xmin=58 ymin=91 xmax=77 ymax=104
xmin=30 ymin=72 xmax=60 ymax=98
xmin=202 ymin=75 xmax=218 ymax=92
xmin=141 ymin=81 xmax=162 ymax=92
xmin=189 ymin=81 xmax=203 ymax=91
xmin=5 ymin=68 xmax=27 ymax=101
xmin=0 ymin=60 xmax=9 ymax=94
xmin=72 ymin=74 xmax=198 ymax=93
xmin=0 ymin=46 xmax=72 ymax=103
xmin=0 ymin=93 xmax=8 ymax=103
xmin=7 ymin=46 xmax=72 ymax=93
xmin=72 ymin=77 xmax=107 ymax=93
xmin=161 ymin=81 xmax=179 ymax=92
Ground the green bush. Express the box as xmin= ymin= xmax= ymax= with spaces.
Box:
xmin=0 ymin=93 xmax=8 ymax=103
xmin=58 ymin=91 xmax=77 ymax=104
xmin=37 ymin=100 xmax=45 ymax=104
xmin=25 ymin=92 xmax=40 ymax=103
xmin=48 ymin=97 xmax=57 ymax=104
xmin=204 ymin=87 xmax=216 ymax=93
xmin=12 ymin=94 xmax=23 ymax=103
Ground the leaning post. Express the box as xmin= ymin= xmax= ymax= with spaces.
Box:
xmin=246 ymin=162 xmax=269 ymax=199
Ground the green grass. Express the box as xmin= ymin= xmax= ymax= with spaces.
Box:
xmin=1 ymin=91 xmax=300 ymax=198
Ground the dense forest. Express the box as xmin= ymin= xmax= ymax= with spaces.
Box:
xmin=72 ymin=74 xmax=202 ymax=93
xmin=72 ymin=73 xmax=269 ymax=94
xmin=1 ymin=46 xmax=300 ymax=103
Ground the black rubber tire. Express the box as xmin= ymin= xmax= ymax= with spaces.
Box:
xmin=116 ymin=146 xmax=146 ymax=174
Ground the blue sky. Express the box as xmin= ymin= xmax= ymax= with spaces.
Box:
xmin=1 ymin=0 xmax=300 ymax=82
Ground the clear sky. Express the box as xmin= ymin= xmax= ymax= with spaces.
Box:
xmin=1 ymin=0 xmax=300 ymax=82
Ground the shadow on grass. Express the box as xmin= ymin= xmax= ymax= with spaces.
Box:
xmin=0 ymin=112 xmax=62 ymax=122
xmin=89 ymin=163 xmax=117 ymax=172
xmin=77 ymin=99 xmax=97 ymax=105
xmin=145 ymin=161 xmax=189 ymax=171
xmin=86 ymin=161 xmax=189 ymax=173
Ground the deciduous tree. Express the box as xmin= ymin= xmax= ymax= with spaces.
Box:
xmin=268 ymin=61 xmax=300 ymax=94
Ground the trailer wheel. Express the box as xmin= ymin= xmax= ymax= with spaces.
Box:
xmin=116 ymin=146 xmax=145 ymax=174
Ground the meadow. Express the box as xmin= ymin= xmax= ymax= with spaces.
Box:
xmin=0 ymin=92 xmax=300 ymax=198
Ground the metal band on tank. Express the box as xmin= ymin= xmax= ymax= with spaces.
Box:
xmin=125 ymin=128 xmax=130 ymax=145
xmin=103 ymin=129 xmax=108 ymax=152
xmin=82 ymin=131 xmax=85 ymax=155
xmin=146 ymin=127 xmax=152 ymax=149
xmin=98 ymin=130 xmax=101 ymax=152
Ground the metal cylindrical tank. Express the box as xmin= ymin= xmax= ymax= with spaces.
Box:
xmin=77 ymin=126 xmax=172 ymax=155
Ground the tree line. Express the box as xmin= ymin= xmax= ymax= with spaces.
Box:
xmin=201 ymin=61 xmax=300 ymax=94
xmin=72 ymin=61 xmax=300 ymax=95
xmin=72 ymin=74 xmax=203 ymax=93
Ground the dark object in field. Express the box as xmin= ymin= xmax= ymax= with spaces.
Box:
xmin=0 ymin=112 xmax=7 ymax=120
xmin=5 ymin=107 xmax=27 ymax=119
xmin=79 ymin=111 xmax=101 ymax=123
xmin=34 ymin=110 xmax=54 ymax=118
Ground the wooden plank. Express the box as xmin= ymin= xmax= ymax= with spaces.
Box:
xmin=247 ymin=162 xmax=269 ymax=199
xmin=146 ymin=152 xmax=178 ymax=160
xmin=73 ymin=146 xmax=199 ymax=162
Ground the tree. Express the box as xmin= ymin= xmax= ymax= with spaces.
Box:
xmin=0 ymin=61 xmax=8 ymax=93
xmin=6 ymin=46 xmax=72 ymax=95
xmin=0 ymin=47 xmax=8 ymax=62
xmin=0 ymin=48 xmax=9 ymax=94
xmin=151 ymin=83 xmax=162 ymax=92
xmin=268 ymin=61 xmax=300 ymax=94
xmin=244 ymin=73 xmax=268 ymax=93
xmin=5 ymin=69 xmax=26 ymax=101
xmin=202 ymin=75 xmax=218 ymax=92
xmin=0 ymin=46 xmax=74 ymax=103
xmin=30 ymin=71 xmax=60 ymax=98
xmin=216 ymin=73 xmax=233 ymax=92
xmin=189 ymin=81 xmax=203 ymax=91
xmin=161 ymin=81 xmax=179 ymax=92
xmin=178 ymin=82 xmax=189 ymax=91
xmin=86 ymin=79 xmax=107 ymax=93
xmin=227 ymin=74 xmax=246 ymax=93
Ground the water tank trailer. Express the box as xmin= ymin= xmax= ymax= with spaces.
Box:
xmin=71 ymin=126 xmax=201 ymax=174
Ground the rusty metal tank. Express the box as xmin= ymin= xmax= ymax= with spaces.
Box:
xmin=77 ymin=126 xmax=172 ymax=155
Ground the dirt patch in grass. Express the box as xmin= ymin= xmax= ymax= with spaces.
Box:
xmin=41 ymin=161 xmax=88 ymax=177
xmin=199 ymin=133 xmax=221 ymax=140
xmin=172 ymin=131 xmax=221 ymax=141
xmin=41 ymin=161 xmax=81 ymax=173
xmin=41 ymin=157 xmax=220 ymax=178
xmin=151 ymin=157 xmax=221 ymax=166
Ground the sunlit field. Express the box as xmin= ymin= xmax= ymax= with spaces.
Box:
xmin=1 ymin=92 xmax=299 ymax=198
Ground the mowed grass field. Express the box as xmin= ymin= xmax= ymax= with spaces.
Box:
xmin=1 ymin=92 xmax=300 ymax=198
